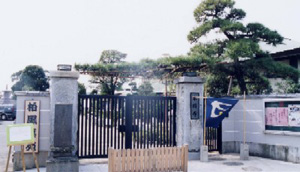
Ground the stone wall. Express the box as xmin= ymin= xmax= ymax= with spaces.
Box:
xmin=14 ymin=91 xmax=50 ymax=170
xmin=175 ymin=76 xmax=204 ymax=160
xmin=222 ymin=95 xmax=300 ymax=163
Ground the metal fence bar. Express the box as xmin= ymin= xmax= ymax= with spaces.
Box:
xmin=110 ymin=98 xmax=113 ymax=148
xmin=100 ymin=97 xmax=103 ymax=156
xmin=144 ymin=99 xmax=146 ymax=148
xmin=78 ymin=95 xmax=177 ymax=158
xmin=103 ymin=98 xmax=107 ymax=155
xmin=173 ymin=98 xmax=177 ymax=146
xmin=166 ymin=99 xmax=169 ymax=147
xmin=134 ymin=99 xmax=137 ymax=149
xmin=96 ymin=97 xmax=99 ymax=156
xmin=121 ymin=98 xmax=125 ymax=149
xmin=205 ymin=125 xmax=222 ymax=153
xmin=114 ymin=98 xmax=117 ymax=149
xmin=117 ymin=98 xmax=121 ymax=150
xmin=84 ymin=97 xmax=88 ymax=156
xmin=125 ymin=96 xmax=133 ymax=149
xmin=147 ymin=99 xmax=150 ymax=148
xmin=92 ymin=97 xmax=95 ymax=155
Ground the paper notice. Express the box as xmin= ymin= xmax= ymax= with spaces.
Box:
xmin=9 ymin=126 xmax=32 ymax=142
xmin=288 ymin=105 xmax=300 ymax=126
xmin=276 ymin=108 xmax=289 ymax=126
xmin=265 ymin=108 xmax=276 ymax=125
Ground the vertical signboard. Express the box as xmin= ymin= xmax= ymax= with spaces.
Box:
xmin=24 ymin=100 xmax=40 ymax=153
xmin=190 ymin=93 xmax=200 ymax=119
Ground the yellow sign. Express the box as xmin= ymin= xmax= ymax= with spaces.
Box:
xmin=6 ymin=124 xmax=34 ymax=146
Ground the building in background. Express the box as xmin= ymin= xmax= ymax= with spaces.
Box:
xmin=261 ymin=39 xmax=300 ymax=93
xmin=0 ymin=90 xmax=15 ymax=105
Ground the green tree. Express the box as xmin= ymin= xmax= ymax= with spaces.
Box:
xmin=188 ymin=0 xmax=299 ymax=95
xmin=128 ymin=82 xmax=138 ymax=92
xmin=274 ymin=79 xmax=300 ymax=94
xmin=78 ymin=82 xmax=87 ymax=95
xmin=11 ymin=65 xmax=49 ymax=91
xmin=137 ymin=81 xmax=154 ymax=96
xmin=90 ymin=89 xmax=98 ymax=95
xmin=99 ymin=50 xmax=127 ymax=64
xmin=75 ymin=50 xmax=130 ymax=95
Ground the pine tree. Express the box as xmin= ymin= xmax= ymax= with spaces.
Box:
xmin=188 ymin=0 xmax=299 ymax=95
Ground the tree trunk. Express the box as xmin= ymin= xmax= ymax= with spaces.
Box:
xmin=234 ymin=60 xmax=248 ymax=95
xmin=227 ymin=76 xmax=233 ymax=96
xmin=236 ymin=74 xmax=247 ymax=95
xmin=110 ymin=86 xmax=115 ymax=95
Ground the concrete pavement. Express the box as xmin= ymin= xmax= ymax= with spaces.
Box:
xmin=2 ymin=121 xmax=300 ymax=172
xmin=0 ymin=120 xmax=14 ymax=172
xmin=14 ymin=153 xmax=300 ymax=172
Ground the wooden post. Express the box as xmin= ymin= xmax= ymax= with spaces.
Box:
xmin=243 ymin=91 xmax=246 ymax=145
xmin=31 ymin=144 xmax=40 ymax=172
xmin=21 ymin=145 xmax=26 ymax=172
xmin=5 ymin=146 xmax=12 ymax=172
xmin=227 ymin=76 xmax=233 ymax=96
xmin=108 ymin=148 xmax=112 ymax=172
xmin=183 ymin=145 xmax=188 ymax=172
xmin=203 ymin=87 xmax=207 ymax=145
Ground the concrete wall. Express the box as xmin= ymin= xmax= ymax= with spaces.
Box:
xmin=14 ymin=91 xmax=50 ymax=170
xmin=222 ymin=95 xmax=300 ymax=163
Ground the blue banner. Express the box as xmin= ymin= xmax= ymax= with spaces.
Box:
xmin=206 ymin=98 xmax=238 ymax=128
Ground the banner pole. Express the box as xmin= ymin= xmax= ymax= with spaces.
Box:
xmin=243 ymin=91 xmax=246 ymax=145
xmin=203 ymin=87 xmax=207 ymax=146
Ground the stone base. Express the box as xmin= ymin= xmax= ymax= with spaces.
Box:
xmin=200 ymin=145 xmax=208 ymax=162
xmin=13 ymin=151 xmax=48 ymax=171
xmin=240 ymin=143 xmax=249 ymax=160
xmin=188 ymin=152 xmax=200 ymax=160
xmin=46 ymin=157 xmax=79 ymax=172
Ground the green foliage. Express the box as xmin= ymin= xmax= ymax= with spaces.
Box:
xmin=275 ymin=79 xmax=300 ymax=94
xmin=128 ymin=82 xmax=138 ymax=91
xmin=90 ymin=89 xmax=98 ymax=95
xmin=137 ymin=81 xmax=154 ymax=96
xmin=99 ymin=50 xmax=126 ymax=64
xmin=11 ymin=65 xmax=49 ymax=91
xmin=187 ymin=0 xmax=298 ymax=96
xmin=206 ymin=74 xmax=229 ymax=97
xmin=78 ymin=82 xmax=87 ymax=95
xmin=76 ymin=50 xmax=130 ymax=95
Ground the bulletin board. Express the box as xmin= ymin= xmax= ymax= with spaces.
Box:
xmin=6 ymin=124 xmax=34 ymax=146
xmin=264 ymin=100 xmax=300 ymax=132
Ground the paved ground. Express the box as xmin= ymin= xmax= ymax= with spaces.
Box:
xmin=2 ymin=120 xmax=300 ymax=172
xmin=12 ymin=153 xmax=300 ymax=172
xmin=0 ymin=120 xmax=14 ymax=172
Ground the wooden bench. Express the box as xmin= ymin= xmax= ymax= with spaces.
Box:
xmin=108 ymin=145 xmax=188 ymax=172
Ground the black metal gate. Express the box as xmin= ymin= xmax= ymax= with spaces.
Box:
xmin=77 ymin=95 xmax=177 ymax=158
xmin=205 ymin=124 xmax=222 ymax=153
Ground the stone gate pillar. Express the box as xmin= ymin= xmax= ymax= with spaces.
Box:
xmin=46 ymin=69 xmax=79 ymax=172
xmin=175 ymin=76 xmax=205 ymax=160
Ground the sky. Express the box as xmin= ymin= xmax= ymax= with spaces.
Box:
xmin=0 ymin=0 xmax=300 ymax=91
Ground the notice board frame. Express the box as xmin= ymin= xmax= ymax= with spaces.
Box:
xmin=264 ymin=98 xmax=300 ymax=132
